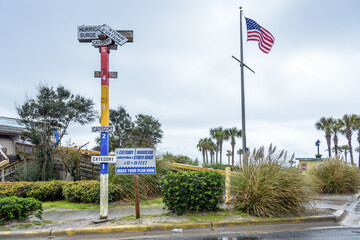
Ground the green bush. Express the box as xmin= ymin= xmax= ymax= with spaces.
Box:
xmin=160 ymin=171 xmax=224 ymax=215
xmin=310 ymin=158 xmax=360 ymax=194
xmin=0 ymin=182 xmax=33 ymax=198
xmin=28 ymin=181 xmax=64 ymax=201
xmin=0 ymin=196 xmax=42 ymax=223
xmin=62 ymin=180 xmax=121 ymax=203
xmin=0 ymin=181 xmax=64 ymax=201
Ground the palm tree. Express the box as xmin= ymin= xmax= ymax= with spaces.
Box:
xmin=202 ymin=137 xmax=215 ymax=164
xmin=225 ymin=127 xmax=242 ymax=166
xmin=331 ymin=119 xmax=342 ymax=157
xmin=210 ymin=127 xmax=227 ymax=164
xmin=338 ymin=145 xmax=350 ymax=163
xmin=197 ymin=138 xmax=206 ymax=164
xmin=226 ymin=150 xmax=232 ymax=165
xmin=207 ymin=139 xmax=217 ymax=164
xmin=340 ymin=114 xmax=357 ymax=165
xmin=355 ymin=115 xmax=360 ymax=167
xmin=315 ymin=117 xmax=334 ymax=158
xmin=237 ymin=148 xmax=243 ymax=167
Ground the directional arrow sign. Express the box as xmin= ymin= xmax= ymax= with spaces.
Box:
xmin=91 ymin=156 xmax=116 ymax=163
xmin=99 ymin=24 xmax=128 ymax=46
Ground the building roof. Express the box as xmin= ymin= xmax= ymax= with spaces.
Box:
xmin=0 ymin=116 xmax=25 ymax=135
xmin=295 ymin=158 xmax=329 ymax=161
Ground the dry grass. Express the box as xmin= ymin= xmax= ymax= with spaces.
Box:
xmin=310 ymin=158 xmax=360 ymax=194
xmin=232 ymin=145 xmax=316 ymax=217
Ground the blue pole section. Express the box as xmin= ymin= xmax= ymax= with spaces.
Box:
xmin=100 ymin=132 xmax=109 ymax=174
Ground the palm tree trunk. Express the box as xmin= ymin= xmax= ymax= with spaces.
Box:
xmin=202 ymin=149 xmax=206 ymax=164
xmin=216 ymin=145 xmax=219 ymax=164
xmin=231 ymin=143 xmax=235 ymax=166
xmin=326 ymin=133 xmax=332 ymax=158
xmin=334 ymin=135 xmax=338 ymax=157
xmin=219 ymin=143 xmax=223 ymax=164
xmin=347 ymin=132 xmax=354 ymax=165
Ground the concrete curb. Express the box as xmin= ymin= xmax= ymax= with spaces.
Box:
xmin=0 ymin=214 xmax=340 ymax=238
xmin=333 ymin=209 xmax=347 ymax=222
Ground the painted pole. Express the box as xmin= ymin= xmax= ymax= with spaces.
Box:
xmin=225 ymin=167 xmax=231 ymax=204
xmin=100 ymin=46 xmax=110 ymax=219
xmin=239 ymin=7 xmax=247 ymax=165
xmin=134 ymin=174 xmax=140 ymax=219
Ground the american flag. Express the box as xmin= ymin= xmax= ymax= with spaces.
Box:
xmin=245 ymin=17 xmax=275 ymax=54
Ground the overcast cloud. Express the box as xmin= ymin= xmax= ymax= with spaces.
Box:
xmin=1 ymin=0 xmax=360 ymax=163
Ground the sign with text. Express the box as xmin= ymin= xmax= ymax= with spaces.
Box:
xmin=92 ymin=38 xmax=112 ymax=47
xmin=115 ymin=148 xmax=156 ymax=174
xmin=91 ymin=156 xmax=116 ymax=163
xmin=94 ymin=71 xmax=118 ymax=79
xmin=99 ymin=24 xmax=128 ymax=46
xmin=91 ymin=125 xmax=114 ymax=133
xmin=78 ymin=25 xmax=133 ymax=43
xmin=78 ymin=25 xmax=102 ymax=42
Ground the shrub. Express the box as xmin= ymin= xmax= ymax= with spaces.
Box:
xmin=28 ymin=181 xmax=64 ymax=201
xmin=0 ymin=182 xmax=33 ymax=198
xmin=0 ymin=196 xmax=42 ymax=223
xmin=233 ymin=145 xmax=315 ymax=217
xmin=160 ymin=171 xmax=224 ymax=215
xmin=310 ymin=158 xmax=360 ymax=194
xmin=62 ymin=180 xmax=121 ymax=203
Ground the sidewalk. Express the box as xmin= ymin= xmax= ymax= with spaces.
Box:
xmin=1 ymin=194 xmax=358 ymax=238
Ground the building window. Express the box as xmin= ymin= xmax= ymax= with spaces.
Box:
xmin=301 ymin=163 xmax=307 ymax=172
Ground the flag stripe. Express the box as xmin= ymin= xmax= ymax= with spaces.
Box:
xmin=245 ymin=17 xmax=275 ymax=54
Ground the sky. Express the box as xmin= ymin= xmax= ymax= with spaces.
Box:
xmin=1 ymin=0 xmax=360 ymax=164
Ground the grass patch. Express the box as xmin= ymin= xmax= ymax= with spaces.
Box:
xmin=17 ymin=223 xmax=33 ymax=229
xmin=182 ymin=210 xmax=248 ymax=222
xmin=140 ymin=198 xmax=164 ymax=207
xmin=42 ymin=200 xmax=99 ymax=210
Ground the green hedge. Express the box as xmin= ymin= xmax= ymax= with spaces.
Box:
xmin=62 ymin=181 xmax=121 ymax=203
xmin=28 ymin=181 xmax=64 ymax=201
xmin=0 ymin=182 xmax=34 ymax=198
xmin=0 ymin=196 xmax=43 ymax=223
xmin=160 ymin=171 xmax=224 ymax=215
xmin=0 ymin=181 xmax=122 ymax=203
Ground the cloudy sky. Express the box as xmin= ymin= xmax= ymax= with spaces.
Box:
xmin=1 ymin=0 xmax=360 ymax=163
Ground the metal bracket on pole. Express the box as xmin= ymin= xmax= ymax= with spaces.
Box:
xmin=232 ymin=55 xmax=255 ymax=74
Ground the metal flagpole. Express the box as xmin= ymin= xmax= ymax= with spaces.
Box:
xmin=239 ymin=6 xmax=247 ymax=165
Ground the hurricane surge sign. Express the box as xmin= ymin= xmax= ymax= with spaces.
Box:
xmin=115 ymin=148 xmax=156 ymax=174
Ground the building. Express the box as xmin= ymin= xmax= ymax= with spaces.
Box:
xmin=296 ymin=157 xmax=328 ymax=173
xmin=0 ymin=116 xmax=26 ymax=161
